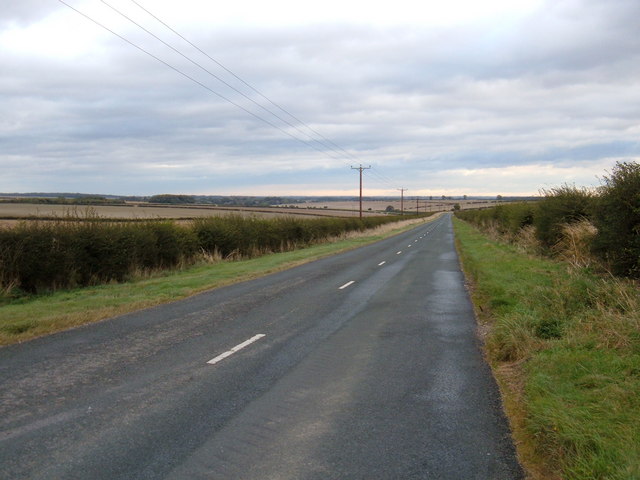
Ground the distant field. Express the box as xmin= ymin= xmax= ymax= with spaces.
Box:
xmin=0 ymin=203 xmax=379 ymax=223
xmin=0 ymin=199 xmax=498 ymax=226
xmin=297 ymin=199 xmax=500 ymax=213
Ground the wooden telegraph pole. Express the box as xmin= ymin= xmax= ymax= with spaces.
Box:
xmin=399 ymin=188 xmax=407 ymax=215
xmin=351 ymin=164 xmax=371 ymax=218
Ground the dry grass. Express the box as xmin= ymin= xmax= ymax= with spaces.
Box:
xmin=553 ymin=220 xmax=598 ymax=269
xmin=514 ymin=225 xmax=541 ymax=253
xmin=0 ymin=220 xmax=20 ymax=231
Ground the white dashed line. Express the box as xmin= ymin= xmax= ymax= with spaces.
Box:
xmin=339 ymin=280 xmax=355 ymax=290
xmin=378 ymin=261 xmax=386 ymax=266
xmin=207 ymin=334 xmax=266 ymax=365
xmin=396 ymin=251 xmax=402 ymax=255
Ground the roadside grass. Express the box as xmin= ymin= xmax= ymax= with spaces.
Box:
xmin=0 ymin=217 xmax=432 ymax=346
xmin=453 ymin=217 xmax=640 ymax=480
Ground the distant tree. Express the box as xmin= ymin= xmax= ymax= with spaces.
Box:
xmin=149 ymin=194 xmax=196 ymax=204
xmin=385 ymin=205 xmax=395 ymax=212
xmin=496 ymin=194 xmax=503 ymax=201
xmin=463 ymin=194 xmax=468 ymax=200
xmin=441 ymin=195 xmax=446 ymax=200
xmin=453 ymin=203 xmax=461 ymax=211
xmin=429 ymin=195 xmax=433 ymax=201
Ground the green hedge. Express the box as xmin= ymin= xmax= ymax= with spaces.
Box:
xmin=0 ymin=221 xmax=199 ymax=293
xmin=591 ymin=162 xmax=640 ymax=277
xmin=455 ymin=202 xmax=536 ymax=237
xmin=0 ymin=214 xmax=405 ymax=294
xmin=455 ymin=161 xmax=640 ymax=278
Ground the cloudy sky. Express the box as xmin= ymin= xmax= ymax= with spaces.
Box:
xmin=1 ymin=0 xmax=639 ymax=196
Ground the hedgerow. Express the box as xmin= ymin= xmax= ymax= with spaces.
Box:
xmin=0 ymin=214 xmax=406 ymax=294
xmin=455 ymin=161 xmax=640 ymax=278
xmin=533 ymin=185 xmax=594 ymax=249
xmin=591 ymin=162 xmax=640 ymax=276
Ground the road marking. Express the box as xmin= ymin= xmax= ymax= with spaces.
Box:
xmin=378 ymin=261 xmax=386 ymax=266
xmin=207 ymin=334 xmax=266 ymax=365
xmin=396 ymin=251 xmax=402 ymax=255
xmin=339 ymin=280 xmax=355 ymax=289
xmin=408 ymin=244 xmax=412 ymax=247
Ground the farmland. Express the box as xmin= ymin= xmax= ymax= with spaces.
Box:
xmin=0 ymin=202 xmax=377 ymax=225
xmin=283 ymin=198 xmax=503 ymax=213
xmin=0 ymin=195 xmax=509 ymax=227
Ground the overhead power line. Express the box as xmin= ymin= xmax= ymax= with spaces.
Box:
xmin=366 ymin=166 xmax=400 ymax=191
xmin=57 ymin=0 xmax=349 ymax=164
xmin=58 ymin=0 xmax=406 ymax=194
xmin=101 ymin=0 xmax=350 ymax=160
xmin=127 ymin=0 xmax=361 ymax=164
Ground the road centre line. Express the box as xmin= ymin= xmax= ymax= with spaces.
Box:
xmin=339 ymin=280 xmax=355 ymax=290
xmin=207 ymin=334 xmax=266 ymax=365
xmin=378 ymin=261 xmax=386 ymax=266
xmin=396 ymin=251 xmax=402 ymax=255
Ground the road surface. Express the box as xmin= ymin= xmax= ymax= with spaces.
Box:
xmin=0 ymin=214 xmax=523 ymax=479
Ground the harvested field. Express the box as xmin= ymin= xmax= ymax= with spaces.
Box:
xmin=0 ymin=203 xmax=378 ymax=223
xmin=297 ymin=199 xmax=500 ymax=213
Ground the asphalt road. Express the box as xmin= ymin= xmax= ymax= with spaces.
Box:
xmin=0 ymin=213 xmax=524 ymax=479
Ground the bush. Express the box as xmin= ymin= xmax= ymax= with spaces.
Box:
xmin=591 ymin=161 xmax=640 ymax=277
xmin=533 ymin=185 xmax=594 ymax=250
xmin=504 ymin=202 xmax=535 ymax=235
xmin=455 ymin=202 xmax=535 ymax=238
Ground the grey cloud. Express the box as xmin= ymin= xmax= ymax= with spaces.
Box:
xmin=0 ymin=0 xmax=61 ymax=26
xmin=1 ymin=1 xmax=639 ymax=195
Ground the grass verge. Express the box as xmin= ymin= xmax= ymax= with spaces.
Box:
xmin=0 ymin=217 xmax=433 ymax=346
xmin=453 ymin=217 xmax=640 ymax=479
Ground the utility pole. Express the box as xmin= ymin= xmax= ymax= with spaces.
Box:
xmin=398 ymin=188 xmax=407 ymax=215
xmin=351 ymin=164 xmax=371 ymax=218
xmin=416 ymin=196 xmax=419 ymax=215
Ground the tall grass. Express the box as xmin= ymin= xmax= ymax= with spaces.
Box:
xmin=454 ymin=218 xmax=640 ymax=479
xmin=0 ymin=213 xmax=409 ymax=295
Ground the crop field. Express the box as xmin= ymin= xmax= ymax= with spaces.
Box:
xmin=0 ymin=202 xmax=380 ymax=223
xmin=0 ymin=198 xmax=499 ymax=226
